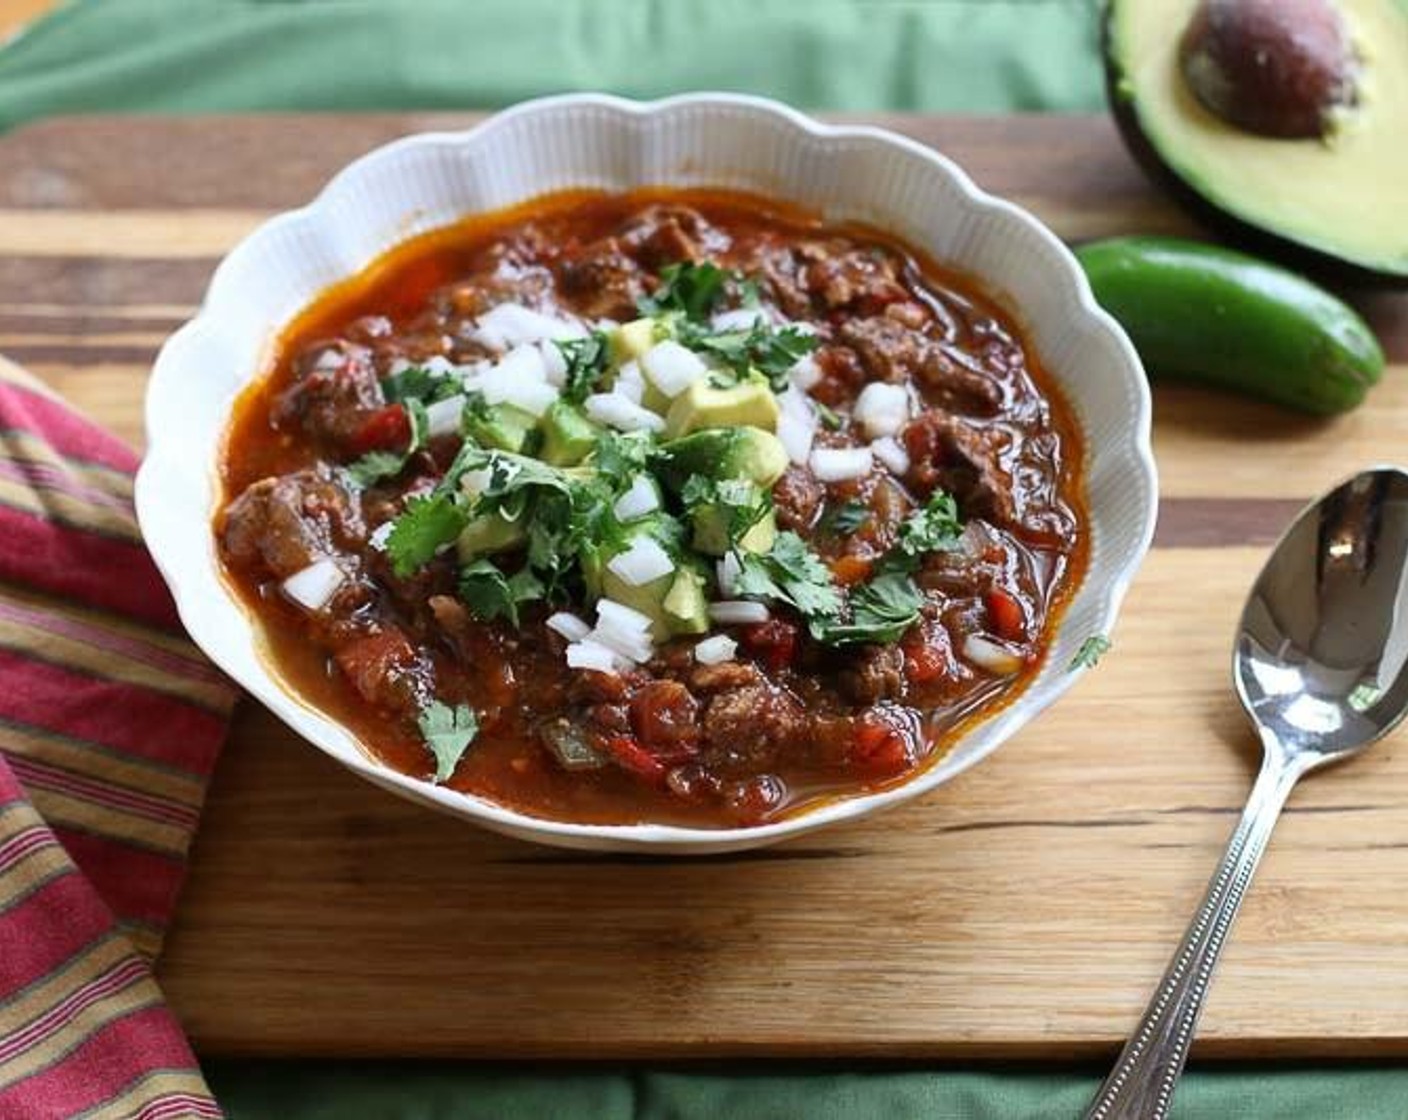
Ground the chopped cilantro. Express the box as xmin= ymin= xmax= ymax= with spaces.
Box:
xmin=555 ymin=330 xmax=611 ymax=404
xmin=809 ymin=572 xmax=924 ymax=646
xmin=1069 ymin=634 xmax=1112 ymax=671
xmin=592 ymin=429 xmax=656 ymax=477
xmin=435 ymin=439 xmax=488 ymax=497
xmin=682 ymin=475 xmax=771 ymax=547
xmin=734 ymin=531 xmax=843 ymax=621
xmin=881 ymin=489 xmax=963 ymax=574
xmin=385 ymin=493 xmax=469 ymax=577
xmin=637 ymin=261 xmax=733 ymax=320
xmin=635 ymin=262 xmax=817 ymax=389
xmin=382 ymin=365 xmax=462 ymax=405
xmin=683 ymin=320 xmax=817 ymax=390
xmin=417 ymin=700 xmax=479 ymax=784
xmin=458 ymin=558 xmax=545 ymax=627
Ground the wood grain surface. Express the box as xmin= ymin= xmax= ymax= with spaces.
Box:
xmin=3 ymin=113 xmax=1406 ymax=1059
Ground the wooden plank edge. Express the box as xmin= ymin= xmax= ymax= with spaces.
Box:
xmin=180 ymin=1032 xmax=1408 ymax=1062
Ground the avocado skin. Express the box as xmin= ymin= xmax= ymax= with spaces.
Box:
xmin=1101 ymin=0 xmax=1408 ymax=288
xmin=1077 ymin=235 xmax=1384 ymax=414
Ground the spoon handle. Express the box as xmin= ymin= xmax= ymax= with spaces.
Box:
xmin=1084 ymin=752 xmax=1307 ymax=1120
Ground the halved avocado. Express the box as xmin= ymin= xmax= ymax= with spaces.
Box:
xmin=1105 ymin=0 xmax=1408 ymax=281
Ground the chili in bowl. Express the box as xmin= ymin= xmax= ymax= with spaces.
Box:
xmin=137 ymin=95 xmax=1157 ymax=851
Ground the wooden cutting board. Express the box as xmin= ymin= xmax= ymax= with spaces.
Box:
xmin=4 ymin=113 xmax=1407 ymax=1060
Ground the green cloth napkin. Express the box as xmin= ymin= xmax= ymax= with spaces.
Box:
xmin=0 ymin=0 xmax=1105 ymax=132
xmin=206 ymin=1061 xmax=1408 ymax=1119
xmin=5 ymin=3 xmax=1405 ymax=1118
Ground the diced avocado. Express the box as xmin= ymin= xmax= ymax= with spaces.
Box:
xmin=600 ymin=567 xmax=675 ymax=640
xmin=692 ymin=505 xmax=777 ymax=557
xmin=464 ymin=402 xmax=538 ymax=454
xmin=658 ymin=426 xmax=790 ymax=490
xmin=664 ymin=376 xmax=779 ymax=438
xmin=661 ymin=567 xmax=709 ymax=636
xmin=540 ymin=400 xmax=601 ymax=466
xmin=455 ymin=511 xmax=526 ymax=561
xmin=580 ymin=514 xmax=689 ymax=639
xmin=608 ymin=318 xmax=658 ymax=366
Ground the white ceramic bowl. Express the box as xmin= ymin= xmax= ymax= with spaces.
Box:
xmin=136 ymin=93 xmax=1157 ymax=853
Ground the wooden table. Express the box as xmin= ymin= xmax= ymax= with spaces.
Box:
xmin=3 ymin=113 xmax=1406 ymax=1060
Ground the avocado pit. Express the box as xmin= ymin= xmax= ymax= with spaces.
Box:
xmin=1179 ymin=0 xmax=1359 ymax=138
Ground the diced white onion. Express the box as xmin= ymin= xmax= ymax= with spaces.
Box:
xmin=313 ymin=348 xmax=345 ymax=371
xmin=611 ymin=359 xmax=644 ymax=402
xmin=566 ymin=640 xmax=619 ymax=673
xmin=587 ymin=615 xmax=654 ymax=664
xmin=809 ymin=446 xmax=874 ymax=482
xmin=596 ymin=598 xmax=655 ymax=635
xmin=789 ymin=354 xmax=823 ymax=390
xmin=694 ymin=635 xmax=739 ymax=665
xmin=424 ymin=394 xmax=466 ymax=438
xmin=641 ymin=340 xmax=708 ymax=399
xmin=459 ymin=466 xmax=494 ymax=497
xmin=709 ymin=600 xmax=771 ymax=625
xmin=777 ymin=411 xmax=816 ymax=466
xmin=422 ymin=354 xmax=461 ymax=378
xmin=280 ymin=558 xmax=346 ymax=612
xmin=716 ymin=552 xmax=742 ymax=597
xmin=962 ymin=634 xmax=1024 ymax=676
xmin=854 ymin=382 xmax=910 ymax=439
xmin=613 ymin=360 xmax=646 ymax=404
xmin=538 ymin=339 xmax=569 ymax=387
xmin=477 ymin=345 xmax=558 ymax=417
xmin=711 ymin=308 xmax=766 ymax=332
xmin=777 ymin=388 xmax=819 ymax=465
xmin=607 ymin=537 xmax=676 ymax=587
xmin=471 ymin=303 xmax=583 ymax=351
xmin=368 ymin=522 xmax=395 ymax=552
xmin=613 ymin=475 xmax=661 ymax=521
xmin=871 ymin=435 xmax=911 ymax=476
xmin=585 ymin=392 xmax=666 ymax=433
xmin=777 ymin=386 xmax=813 ymax=420
xmin=547 ymin=611 xmax=591 ymax=643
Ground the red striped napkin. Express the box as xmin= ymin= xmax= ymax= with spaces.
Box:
xmin=0 ymin=357 xmax=233 ymax=1119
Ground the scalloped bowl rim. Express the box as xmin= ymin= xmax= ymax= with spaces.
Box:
xmin=135 ymin=92 xmax=1158 ymax=853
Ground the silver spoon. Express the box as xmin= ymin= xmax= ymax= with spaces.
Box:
xmin=1086 ymin=466 xmax=1408 ymax=1120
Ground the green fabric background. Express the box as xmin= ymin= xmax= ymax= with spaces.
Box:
xmin=0 ymin=0 xmax=1105 ymax=131
xmin=4 ymin=2 xmax=1404 ymax=1116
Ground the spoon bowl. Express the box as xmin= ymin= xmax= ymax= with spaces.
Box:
xmin=1087 ymin=466 xmax=1408 ymax=1120
xmin=1236 ymin=466 xmax=1408 ymax=761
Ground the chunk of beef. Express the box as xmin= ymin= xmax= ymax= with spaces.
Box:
xmin=273 ymin=346 xmax=384 ymax=451
xmin=772 ymin=464 xmax=825 ymax=533
xmin=557 ymin=236 xmax=646 ymax=320
xmin=840 ymin=644 xmax=907 ymax=704
xmin=221 ymin=465 xmax=366 ymax=579
xmin=333 ymin=626 xmax=432 ymax=714
xmin=736 ymin=239 xmax=814 ymax=319
xmin=837 ymin=316 xmax=925 ymax=384
xmin=919 ymin=345 xmax=1004 ymax=416
xmin=902 ymin=411 xmax=1018 ymax=526
xmin=618 ymin=205 xmax=727 ymax=270
xmin=629 ymin=680 xmax=701 ymax=762
xmin=688 ymin=661 xmax=763 ymax=692
xmin=701 ymin=683 xmax=807 ymax=771
xmin=836 ymin=316 xmax=1001 ymax=415
xmin=797 ymin=240 xmax=908 ymax=313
